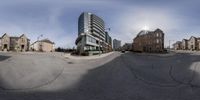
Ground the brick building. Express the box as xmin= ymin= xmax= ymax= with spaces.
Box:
xmin=133 ymin=29 xmax=164 ymax=53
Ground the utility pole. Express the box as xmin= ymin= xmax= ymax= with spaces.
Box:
xmin=37 ymin=34 xmax=43 ymax=51
xmin=169 ymin=40 xmax=174 ymax=52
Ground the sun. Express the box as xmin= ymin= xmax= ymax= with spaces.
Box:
xmin=142 ymin=25 xmax=149 ymax=31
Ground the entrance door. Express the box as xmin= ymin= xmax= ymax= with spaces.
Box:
xmin=3 ymin=44 xmax=7 ymax=51
xmin=21 ymin=45 xmax=25 ymax=51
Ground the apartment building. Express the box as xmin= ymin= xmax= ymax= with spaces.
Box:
xmin=30 ymin=39 xmax=55 ymax=52
xmin=174 ymin=36 xmax=200 ymax=51
xmin=173 ymin=41 xmax=182 ymax=50
xmin=0 ymin=33 xmax=30 ymax=51
xmin=188 ymin=36 xmax=198 ymax=50
xmin=75 ymin=12 xmax=112 ymax=55
xmin=105 ymin=31 xmax=112 ymax=52
xmin=181 ymin=39 xmax=188 ymax=50
xmin=133 ymin=29 xmax=164 ymax=53
xmin=122 ymin=43 xmax=132 ymax=51
xmin=197 ymin=38 xmax=200 ymax=50
xmin=113 ymin=39 xmax=121 ymax=51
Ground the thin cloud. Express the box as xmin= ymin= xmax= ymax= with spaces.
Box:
xmin=0 ymin=0 xmax=200 ymax=47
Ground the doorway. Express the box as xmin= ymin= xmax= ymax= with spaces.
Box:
xmin=21 ymin=45 xmax=25 ymax=51
xmin=3 ymin=44 xmax=8 ymax=51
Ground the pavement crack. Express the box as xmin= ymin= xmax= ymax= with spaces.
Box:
xmin=120 ymin=55 xmax=180 ymax=88
xmin=168 ymin=64 xmax=200 ymax=90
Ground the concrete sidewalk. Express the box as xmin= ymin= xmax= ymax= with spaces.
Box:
xmin=64 ymin=52 xmax=114 ymax=60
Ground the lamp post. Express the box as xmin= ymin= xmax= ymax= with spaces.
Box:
xmin=37 ymin=34 xmax=43 ymax=51
xmin=169 ymin=40 xmax=175 ymax=52
xmin=105 ymin=28 xmax=111 ymax=53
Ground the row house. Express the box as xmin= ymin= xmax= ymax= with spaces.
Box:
xmin=188 ymin=36 xmax=198 ymax=50
xmin=181 ymin=39 xmax=188 ymax=50
xmin=133 ymin=29 xmax=165 ymax=53
xmin=173 ymin=41 xmax=182 ymax=50
xmin=173 ymin=36 xmax=200 ymax=51
xmin=0 ymin=33 xmax=30 ymax=51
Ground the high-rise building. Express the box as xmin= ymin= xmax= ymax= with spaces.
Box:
xmin=75 ymin=12 xmax=112 ymax=55
xmin=113 ymin=39 xmax=121 ymax=51
xmin=105 ymin=31 xmax=112 ymax=52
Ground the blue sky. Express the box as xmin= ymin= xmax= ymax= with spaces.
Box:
xmin=0 ymin=0 xmax=200 ymax=48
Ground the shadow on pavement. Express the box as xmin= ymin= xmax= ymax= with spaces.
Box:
xmin=1 ymin=52 xmax=200 ymax=100
xmin=0 ymin=55 xmax=10 ymax=62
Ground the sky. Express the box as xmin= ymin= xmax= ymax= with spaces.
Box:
xmin=0 ymin=0 xmax=200 ymax=48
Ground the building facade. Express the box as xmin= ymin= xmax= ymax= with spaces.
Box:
xmin=113 ymin=39 xmax=121 ymax=51
xmin=0 ymin=33 xmax=30 ymax=51
xmin=173 ymin=36 xmax=200 ymax=51
xmin=133 ymin=29 xmax=164 ymax=53
xmin=188 ymin=36 xmax=198 ymax=51
xmin=181 ymin=39 xmax=188 ymax=50
xmin=30 ymin=39 xmax=55 ymax=52
xmin=75 ymin=12 xmax=112 ymax=55
xmin=105 ymin=31 xmax=112 ymax=52
xmin=173 ymin=41 xmax=182 ymax=50
xmin=122 ymin=43 xmax=132 ymax=51
xmin=197 ymin=38 xmax=200 ymax=51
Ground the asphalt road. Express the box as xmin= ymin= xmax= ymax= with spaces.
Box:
xmin=0 ymin=52 xmax=200 ymax=100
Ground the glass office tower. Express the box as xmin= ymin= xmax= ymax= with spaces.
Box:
xmin=76 ymin=12 xmax=108 ymax=55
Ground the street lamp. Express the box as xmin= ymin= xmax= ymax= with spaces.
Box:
xmin=169 ymin=40 xmax=175 ymax=52
xmin=37 ymin=34 xmax=43 ymax=52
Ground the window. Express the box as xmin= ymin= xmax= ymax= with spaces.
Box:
xmin=156 ymin=39 xmax=159 ymax=43
xmin=87 ymin=36 xmax=97 ymax=44
xmin=22 ymin=38 xmax=25 ymax=42
xmin=157 ymin=33 xmax=159 ymax=37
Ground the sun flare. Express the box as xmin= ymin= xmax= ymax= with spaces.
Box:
xmin=142 ymin=25 xmax=149 ymax=31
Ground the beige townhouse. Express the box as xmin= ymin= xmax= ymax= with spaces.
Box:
xmin=187 ymin=36 xmax=198 ymax=51
xmin=30 ymin=39 xmax=55 ymax=52
xmin=0 ymin=33 xmax=30 ymax=51
xmin=173 ymin=41 xmax=182 ymax=50
xmin=181 ymin=39 xmax=188 ymax=50
xmin=197 ymin=38 xmax=200 ymax=51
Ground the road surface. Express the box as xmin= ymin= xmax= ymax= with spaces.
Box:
xmin=0 ymin=52 xmax=200 ymax=100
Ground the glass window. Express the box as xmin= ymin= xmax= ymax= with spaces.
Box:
xmin=156 ymin=39 xmax=159 ymax=43
xmin=157 ymin=33 xmax=159 ymax=37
